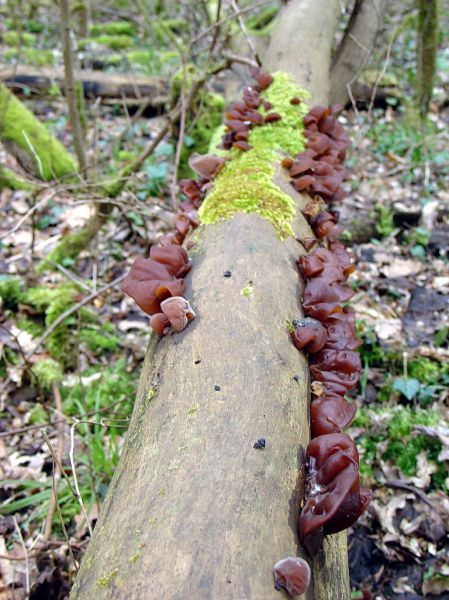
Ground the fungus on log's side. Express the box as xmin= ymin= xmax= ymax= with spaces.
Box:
xmin=121 ymin=168 xmax=211 ymax=335
xmin=291 ymin=317 xmax=327 ymax=354
xmin=273 ymin=557 xmax=311 ymax=596
xmin=284 ymin=103 xmax=372 ymax=556
xmin=159 ymin=296 xmax=196 ymax=332
xmin=299 ymin=434 xmax=372 ymax=557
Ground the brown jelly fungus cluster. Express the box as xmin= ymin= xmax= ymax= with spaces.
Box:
xmin=286 ymin=105 xmax=372 ymax=556
xmin=122 ymin=68 xmax=280 ymax=335
xmin=220 ymin=70 xmax=280 ymax=152
xmin=287 ymin=104 xmax=350 ymax=203
xmin=121 ymin=152 xmax=226 ymax=335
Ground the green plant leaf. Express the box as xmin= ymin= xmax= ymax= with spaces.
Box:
xmin=393 ymin=377 xmax=420 ymax=400
xmin=410 ymin=244 xmax=426 ymax=259
xmin=434 ymin=326 xmax=448 ymax=347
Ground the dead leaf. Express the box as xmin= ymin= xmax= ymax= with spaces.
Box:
xmin=374 ymin=318 xmax=403 ymax=342
xmin=381 ymin=259 xmax=424 ymax=278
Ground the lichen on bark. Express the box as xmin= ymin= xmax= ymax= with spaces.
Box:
xmin=198 ymin=72 xmax=309 ymax=238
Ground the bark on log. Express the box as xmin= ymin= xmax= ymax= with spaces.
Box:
xmin=330 ymin=0 xmax=386 ymax=106
xmin=264 ymin=0 xmax=341 ymax=106
xmin=0 ymin=66 xmax=168 ymax=106
xmin=72 ymin=3 xmax=351 ymax=598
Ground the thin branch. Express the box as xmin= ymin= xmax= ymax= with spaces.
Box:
xmin=43 ymin=382 xmax=66 ymax=540
xmin=189 ymin=0 xmax=270 ymax=48
xmin=59 ymin=0 xmax=87 ymax=173
xmin=41 ymin=429 xmax=90 ymax=553
xmin=13 ymin=517 xmax=30 ymax=596
xmin=171 ymin=59 xmax=188 ymax=209
xmin=226 ymin=0 xmax=260 ymax=64
xmin=69 ymin=420 xmax=94 ymax=537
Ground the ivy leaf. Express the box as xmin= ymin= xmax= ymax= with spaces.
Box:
xmin=393 ymin=377 xmax=420 ymax=400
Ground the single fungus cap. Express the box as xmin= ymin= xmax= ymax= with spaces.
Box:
xmin=160 ymin=296 xmax=196 ymax=332
xmin=188 ymin=153 xmax=226 ymax=180
xmin=273 ymin=557 xmax=311 ymax=596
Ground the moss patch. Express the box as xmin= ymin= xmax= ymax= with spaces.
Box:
xmin=178 ymin=91 xmax=224 ymax=178
xmin=90 ymin=21 xmax=136 ymax=37
xmin=354 ymin=405 xmax=447 ymax=490
xmin=3 ymin=31 xmax=36 ymax=46
xmin=33 ymin=358 xmax=63 ymax=390
xmin=0 ymin=85 xmax=76 ymax=180
xmin=198 ymin=72 xmax=308 ymax=237
xmin=0 ymin=165 xmax=36 ymax=191
xmin=97 ymin=567 xmax=118 ymax=588
xmin=79 ymin=34 xmax=135 ymax=51
xmin=4 ymin=47 xmax=55 ymax=66
xmin=37 ymin=229 xmax=93 ymax=272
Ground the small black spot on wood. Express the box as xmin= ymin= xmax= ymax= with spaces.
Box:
xmin=253 ymin=438 xmax=266 ymax=449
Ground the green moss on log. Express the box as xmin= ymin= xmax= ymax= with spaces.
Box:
xmin=90 ymin=21 xmax=136 ymax=37
xmin=0 ymin=85 xmax=77 ymax=180
xmin=79 ymin=35 xmax=135 ymax=50
xmin=4 ymin=47 xmax=55 ymax=66
xmin=37 ymin=229 xmax=94 ymax=273
xmin=0 ymin=165 xmax=36 ymax=191
xmin=198 ymin=73 xmax=308 ymax=238
xmin=3 ymin=31 xmax=36 ymax=46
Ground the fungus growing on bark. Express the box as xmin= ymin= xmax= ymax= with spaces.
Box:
xmin=120 ymin=257 xmax=185 ymax=316
xmin=273 ymin=557 xmax=311 ymax=596
xmin=149 ymin=245 xmax=191 ymax=278
xmin=323 ymin=310 xmax=361 ymax=350
xmin=310 ymin=395 xmax=357 ymax=437
xmin=188 ymin=153 xmax=226 ymax=180
xmin=286 ymin=100 xmax=371 ymax=557
xmin=160 ymin=296 xmax=195 ymax=332
xmin=291 ymin=317 xmax=327 ymax=353
xmin=149 ymin=312 xmax=170 ymax=336
xmin=299 ymin=433 xmax=372 ymax=557
xmin=286 ymin=103 xmax=350 ymax=204
xmin=303 ymin=278 xmax=354 ymax=321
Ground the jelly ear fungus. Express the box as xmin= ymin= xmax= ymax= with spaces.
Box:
xmin=121 ymin=152 xmax=220 ymax=335
xmin=286 ymin=104 xmax=372 ymax=556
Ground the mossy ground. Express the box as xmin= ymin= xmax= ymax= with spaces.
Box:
xmin=198 ymin=73 xmax=309 ymax=237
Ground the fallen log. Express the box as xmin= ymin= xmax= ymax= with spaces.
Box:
xmin=72 ymin=2 xmax=353 ymax=598
xmin=0 ymin=65 xmax=168 ymax=106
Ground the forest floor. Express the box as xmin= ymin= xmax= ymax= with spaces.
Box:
xmin=1 ymin=7 xmax=449 ymax=600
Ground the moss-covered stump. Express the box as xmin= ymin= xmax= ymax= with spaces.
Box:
xmin=0 ymin=84 xmax=77 ymax=180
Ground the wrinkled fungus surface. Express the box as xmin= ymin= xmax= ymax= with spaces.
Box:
xmin=286 ymin=102 xmax=371 ymax=556
xmin=273 ymin=557 xmax=311 ymax=596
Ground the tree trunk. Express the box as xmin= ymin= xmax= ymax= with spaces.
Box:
xmin=264 ymin=0 xmax=341 ymax=105
xmin=72 ymin=2 xmax=351 ymax=598
xmin=416 ymin=0 xmax=438 ymax=118
xmin=330 ymin=0 xmax=386 ymax=106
